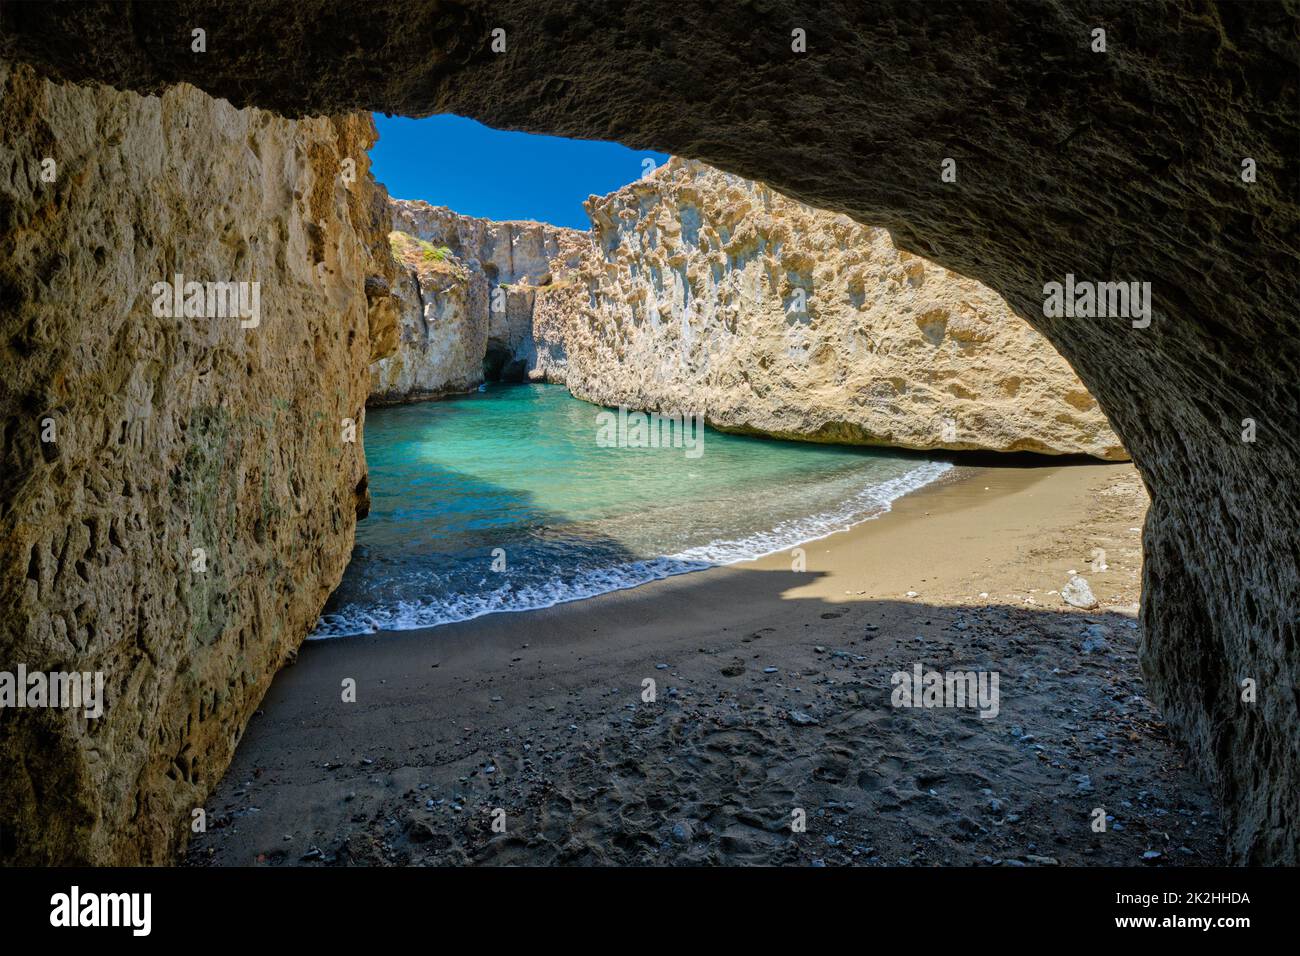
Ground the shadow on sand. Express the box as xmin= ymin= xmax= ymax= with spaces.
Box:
xmin=189 ymin=553 xmax=1222 ymax=867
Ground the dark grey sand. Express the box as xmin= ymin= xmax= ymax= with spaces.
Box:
xmin=187 ymin=461 xmax=1222 ymax=866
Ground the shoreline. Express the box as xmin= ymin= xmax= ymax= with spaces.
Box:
xmin=311 ymin=454 xmax=957 ymax=640
xmin=190 ymin=459 xmax=1223 ymax=867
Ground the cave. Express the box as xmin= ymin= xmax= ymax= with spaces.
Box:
xmin=0 ymin=1 xmax=1296 ymax=866
xmin=482 ymin=341 xmax=527 ymax=383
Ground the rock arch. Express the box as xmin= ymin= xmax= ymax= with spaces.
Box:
xmin=1 ymin=0 xmax=1296 ymax=862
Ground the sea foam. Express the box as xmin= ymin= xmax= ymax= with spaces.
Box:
xmin=309 ymin=460 xmax=952 ymax=639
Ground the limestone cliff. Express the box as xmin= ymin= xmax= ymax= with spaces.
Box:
xmin=533 ymin=159 xmax=1124 ymax=459
xmin=385 ymin=160 xmax=1123 ymax=459
xmin=0 ymin=61 xmax=394 ymax=864
xmin=370 ymin=202 xmax=584 ymax=402
xmin=370 ymin=231 xmax=489 ymax=402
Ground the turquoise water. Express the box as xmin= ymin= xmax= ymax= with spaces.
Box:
xmin=311 ymin=384 xmax=951 ymax=637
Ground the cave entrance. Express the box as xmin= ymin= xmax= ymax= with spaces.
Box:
xmin=482 ymin=341 xmax=525 ymax=383
xmin=5 ymin=2 xmax=1286 ymax=869
xmin=304 ymin=112 xmax=1222 ymax=866
xmin=116 ymin=103 xmax=1211 ymax=868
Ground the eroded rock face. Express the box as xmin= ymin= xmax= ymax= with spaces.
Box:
xmin=371 ymin=201 xmax=583 ymax=401
xmin=537 ymin=159 xmax=1124 ymax=458
xmin=3 ymin=0 xmax=1298 ymax=861
xmin=0 ymin=61 xmax=391 ymax=864
xmin=369 ymin=231 xmax=489 ymax=402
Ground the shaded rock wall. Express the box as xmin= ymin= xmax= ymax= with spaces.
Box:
xmin=0 ymin=61 xmax=392 ymax=864
xmin=2 ymin=0 xmax=1298 ymax=861
xmin=536 ymin=159 xmax=1124 ymax=458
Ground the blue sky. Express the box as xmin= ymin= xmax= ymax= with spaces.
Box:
xmin=370 ymin=114 xmax=669 ymax=230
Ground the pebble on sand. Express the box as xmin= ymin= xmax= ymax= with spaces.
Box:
xmin=1061 ymin=575 xmax=1099 ymax=610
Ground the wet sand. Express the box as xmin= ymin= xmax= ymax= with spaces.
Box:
xmin=187 ymin=460 xmax=1223 ymax=866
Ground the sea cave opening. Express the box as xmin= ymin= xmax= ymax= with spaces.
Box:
xmin=189 ymin=114 xmax=1222 ymax=866
xmin=4 ymin=3 xmax=1290 ymax=869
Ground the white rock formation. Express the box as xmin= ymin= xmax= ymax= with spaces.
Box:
xmin=370 ymin=202 xmax=584 ymax=402
xmin=533 ymin=159 xmax=1125 ymax=459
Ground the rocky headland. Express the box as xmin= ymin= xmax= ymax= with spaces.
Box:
xmin=371 ymin=203 xmax=585 ymax=403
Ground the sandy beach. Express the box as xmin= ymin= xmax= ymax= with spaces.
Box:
xmin=187 ymin=460 xmax=1223 ymax=866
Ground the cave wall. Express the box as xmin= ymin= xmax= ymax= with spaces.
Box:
xmin=1 ymin=0 xmax=1297 ymax=862
xmin=0 ymin=60 xmax=394 ymax=863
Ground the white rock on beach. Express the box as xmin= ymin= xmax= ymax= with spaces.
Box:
xmin=1062 ymin=575 xmax=1099 ymax=610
